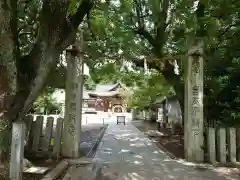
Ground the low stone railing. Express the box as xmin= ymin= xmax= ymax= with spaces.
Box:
xmin=206 ymin=127 xmax=240 ymax=165
xmin=10 ymin=114 xmax=64 ymax=180
xmin=25 ymin=114 xmax=63 ymax=159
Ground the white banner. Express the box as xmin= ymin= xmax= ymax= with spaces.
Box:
xmin=157 ymin=108 xmax=163 ymax=122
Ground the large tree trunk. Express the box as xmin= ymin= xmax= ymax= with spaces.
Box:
xmin=0 ymin=0 xmax=94 ymax=165
xmin=161 ymin=60 xmax=185 ymax=126
xmin=0 ymin=0 xmax=17 ymax=164
xmin=7 ymin=0 xmax=94 ymax=121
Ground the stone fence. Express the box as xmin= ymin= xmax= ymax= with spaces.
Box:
xmin=25 ymin=114 xmax=63 ymax=159
xmin=206 ymin=127 xmax=240 ymax=165
xmin=10 ymin=114 xmax=64 ymax=180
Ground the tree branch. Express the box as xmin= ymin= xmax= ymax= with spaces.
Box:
xmin=133 ymin=0 xmax=157 ymax=49
xmin=131 ymin=0 xmax=184 ymax=109
xmin=57 ymin=0 xmax=94 ymax=49
xmin=151 ymin=0 xmax=169 ymax=57
xmin=156 ymin=0 xmax=169 ymax=40
xmin=195 ymin=0 xmax=206 ymax=37
xmin=69 ymin=0 xmax=94 ymax=28
xmin=9 ymin=0 xmax=94 ymax=122
xmin=134 ymin=28 xmax=157 ymax=48
xmin=134 ymin=0 xmax=144 ymax=29
xmin=87 ymin=11 xmax=96 ymax=39
xmin=10 ymin=0 xmax=20 ymax=59
xmin=219 ymin=22 xmax=240 ymax=37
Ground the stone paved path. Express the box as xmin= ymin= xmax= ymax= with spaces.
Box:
xmin=94 ymin=123 xmax=229 ymax=180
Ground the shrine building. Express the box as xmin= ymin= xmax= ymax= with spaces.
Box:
xmin=82 ymin=82 xmax=128 ymax=113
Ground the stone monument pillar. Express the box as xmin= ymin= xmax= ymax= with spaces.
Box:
xmin=62 ymin=36 xmax=84 ymax=158
xmin=184 ymin=38 xmax=204 ymax=162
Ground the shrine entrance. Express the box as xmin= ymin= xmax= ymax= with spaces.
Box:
xmin=113 ymin=105 xmax=124 ymax=113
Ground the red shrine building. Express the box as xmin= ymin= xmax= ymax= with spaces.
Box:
xmin=82 ymin=82 xmax=128 ymax=113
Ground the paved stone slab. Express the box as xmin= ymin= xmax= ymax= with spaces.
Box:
xmin=94 ymin=123 xmax=228 ymax=180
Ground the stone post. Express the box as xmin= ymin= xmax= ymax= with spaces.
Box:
xmin=184 ymin=38 xmax=204 ymax=162
xmin=9 ymin=121 xmax=26 ymax=180
xmin=62 ymin=33 xmax=84 ymax=158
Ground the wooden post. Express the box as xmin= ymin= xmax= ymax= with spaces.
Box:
xmin=184 ymin=38 xmax=204 ymax=162
xmin=227 ymin=128 xmax=236 ymax=163
xmin=207 ymin=128 xmax=216 ymax=164
xmin=62 ymin=31 xmax=84 ymax=158
xmin=10 ymin=121 xmax=26 ymax=180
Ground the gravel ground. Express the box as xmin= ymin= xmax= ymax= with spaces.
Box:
xmin=20 ymin=124 xmax=107 ymax=180
xmin=132 ymin=121 xmax=240 ymax=180
xmin=79 ymin=124 xmax=106 ymax=155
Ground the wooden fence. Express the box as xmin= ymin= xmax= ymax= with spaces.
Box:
xmin=206 ymin=127 xmax=240 ymax=165
xmin=25 ymin=114 xmax=63 ymax=159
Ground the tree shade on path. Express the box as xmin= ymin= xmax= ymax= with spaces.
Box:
xmin=91 ymin=123 xmax=227 ymax=180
